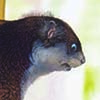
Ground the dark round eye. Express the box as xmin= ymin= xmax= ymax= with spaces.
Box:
xmin=71 ymin=43 xmax=77 ymax=52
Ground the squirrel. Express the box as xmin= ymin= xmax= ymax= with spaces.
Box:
xmin=0 ymin=14 xmax=85 ymax=100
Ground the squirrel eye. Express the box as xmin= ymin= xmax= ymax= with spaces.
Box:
xmin=71 ymin=43 xmax=77 ymax=52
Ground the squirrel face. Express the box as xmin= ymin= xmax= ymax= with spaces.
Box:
xmin=29 ymin=17 xmax=85 ymax=73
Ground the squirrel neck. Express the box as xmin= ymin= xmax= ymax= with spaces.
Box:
xmin=20 ymin=63 xmax=47 ymax=100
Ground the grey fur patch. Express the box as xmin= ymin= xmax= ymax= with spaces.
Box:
xmin=22 ymin=11 xmax=54 ymax=18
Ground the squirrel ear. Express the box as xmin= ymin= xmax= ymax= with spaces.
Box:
xmin=47 ymin=20 xmax=56 ymax=39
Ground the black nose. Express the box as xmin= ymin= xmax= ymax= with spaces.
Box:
xmin=81 ymin=57 xmax=85 ymax=64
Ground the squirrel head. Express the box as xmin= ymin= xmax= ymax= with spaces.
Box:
xmin=29 ymin=16 xmax=85 ymax=73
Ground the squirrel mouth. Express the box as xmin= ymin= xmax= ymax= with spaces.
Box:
xmin=61 ymin=63 xmax=71 ymax=71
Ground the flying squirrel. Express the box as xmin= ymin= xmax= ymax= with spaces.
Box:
xmin=0 ymin=13 xmax=85 ymax=100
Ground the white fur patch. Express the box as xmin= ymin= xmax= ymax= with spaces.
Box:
xmin=20 ymin=64 xmax=40 ymax=100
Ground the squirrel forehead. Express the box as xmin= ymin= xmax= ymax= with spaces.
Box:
xmin=45 ymin=16 xmax=79 ymax=42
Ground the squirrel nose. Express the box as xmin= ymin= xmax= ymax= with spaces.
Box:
xmin=81 ymin=57 xmax=85 ymax=64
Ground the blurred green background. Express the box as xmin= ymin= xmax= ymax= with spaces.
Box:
xmin=3 ymin=0 xmax=100 ymax=100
